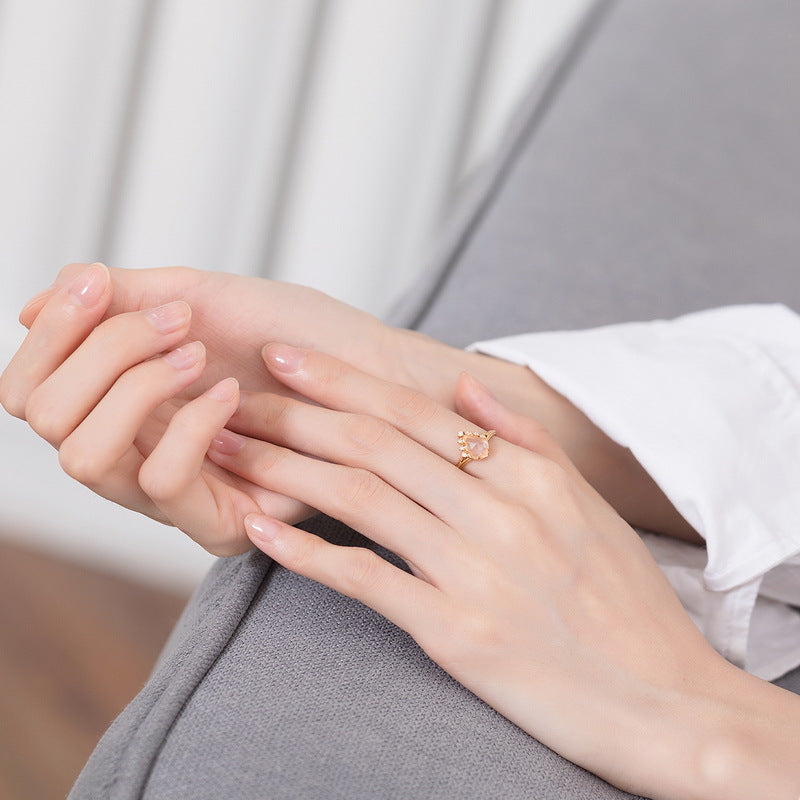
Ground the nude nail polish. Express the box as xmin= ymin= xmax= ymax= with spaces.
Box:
xmin=146 ymin=301 xmax=191 ymax=333
xmin=163 ymin=341 xmax=204 ymax=369
xmin=210 ymin=429 xmax=245 ymax=455
xmin=264 ymin=344 xmax=305 ymax=373
xmin=68 ymin=263 xmax=108 ymax=308
xmin=245 ymin=515 xmax=279 ymax=542
xmin=206 ymin=377 xmax=239 ymax=402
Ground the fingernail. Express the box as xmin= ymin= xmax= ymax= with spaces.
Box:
xmin=163 ymin=341 xmax=204 ymax=370
xmin=146 ymin=301 xmax=191 ymax=333
xmin=210 ymin=428 xmax=246 ymax=455
xmin=245 ymin=514 xmax=280 ymax=543
xmin=462 ymin=372 xmax=496 ymax=403
xmin=263 ymin=344 xmax=305 ymax=373
xmin=68 ymin=263 xmax=108 ymax=308
xmin=206 ymin=377 xmax=239 ymax=402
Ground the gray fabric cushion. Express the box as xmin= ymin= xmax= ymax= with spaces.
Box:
xmin=70 ymin=1 xmax=800 ymax=798
xmin=403 ymin=0 xmax=800 ymax=343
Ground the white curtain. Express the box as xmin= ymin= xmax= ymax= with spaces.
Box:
xmin=0 ymin=0 xmax=589 ymax=587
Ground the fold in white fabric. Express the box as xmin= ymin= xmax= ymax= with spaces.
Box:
xmin=469 ymin=304 xmax=800 ymax=680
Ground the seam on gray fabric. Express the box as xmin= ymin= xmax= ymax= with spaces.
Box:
xmin=400 ymin=0 xmax=615 ymax=332
xmin=103 ymin=558 xmax=253 ymax=798
xmin=137 ymin=559 xmax=277 ymax=797
xmin=94 ymin=553 xmax=274 ymax=800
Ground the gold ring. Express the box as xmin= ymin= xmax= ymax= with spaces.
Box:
xmin=456 ymin=430 xmax=496 ymax=469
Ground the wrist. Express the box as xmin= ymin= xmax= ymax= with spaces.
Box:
xmin=655 ymin=661 xmax=800 ymax=800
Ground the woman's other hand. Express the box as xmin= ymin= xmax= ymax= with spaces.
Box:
xmin=208 ymin=345 xmax=800 ymax=800
xmin=0 ymin=264 xmax=310 ymax=553
xmin=14 ymin=262 xmax=397 ymax=400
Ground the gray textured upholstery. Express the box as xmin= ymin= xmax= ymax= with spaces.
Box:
xmin=70 ymin=2 xmax=800 ymax=798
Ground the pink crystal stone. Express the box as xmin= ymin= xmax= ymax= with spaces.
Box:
xmin=462 ymin=434 xmax=489 ymax=460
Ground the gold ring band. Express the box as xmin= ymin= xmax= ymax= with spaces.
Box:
xmin=456 ymin=430 xmax=496 ymax=469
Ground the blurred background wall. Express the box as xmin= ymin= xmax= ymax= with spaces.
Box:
xmin=0 ymin=0 xmax=590 ymax=591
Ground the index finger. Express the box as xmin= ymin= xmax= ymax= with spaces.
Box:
xmin=0 ymin=263 xmax=111 ymax=418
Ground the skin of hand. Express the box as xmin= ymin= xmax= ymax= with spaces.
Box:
xmin=0 ymin=264 xmax=310 ymax=551
xmin=4 ymin=268 xmax=797 ymax=795
xmin=205 ymin=344 xmax=800 ymax=800
xmin=9 ymin=262 xmax=699 ymax=545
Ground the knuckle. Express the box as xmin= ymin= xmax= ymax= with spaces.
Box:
xmin=138 ymin=460 xmax=180 ymax=503
xmin=161 ymin=402 xmax=198 ymax=439
xmin=385 ymin=385 xmax=436 ymax=428
xmin=254 ymin=445 xmax=289 ymax=480
xmin=449 ymin=608 xmax=500 ymax=655
xmin=261 ymin=394 xmax=292 ymax=432
xmin=316 ymin=359 xmax=348 ymax=391
xmin=464 ymin=552 xmax=504 ymax=599
xmin=202 ymin=535 xmax=250 ymax=558
xmin=283 ymin=534 xmax=319 ymax=575
xmin=58 ymin=440 xmax=107 ymax=486
xmin=0 ymin=375 xmax=26 ymax=419
xmin=25 ymin=392 xmax=69 ymax=444
xmin=520 ymin=417 xmax=553 ymax=449
xmin=338 ymin=468 xmax=385 ymax=512
xmin=491 ymin=503 xmax=537 ymax=550
xmin=532 ymin=458 xmax=570 ymax=497
xmin=342 ymin=414 xmax=394 ymax=458
xmin=340 ymin=547 xmax=384 ymax=595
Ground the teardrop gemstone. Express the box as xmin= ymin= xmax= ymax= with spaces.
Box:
xmin=462 ymin=434 xmax=489 ymax=460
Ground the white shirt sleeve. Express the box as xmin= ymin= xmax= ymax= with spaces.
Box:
xmin=468 ymin=304 xmax=800 ymax=681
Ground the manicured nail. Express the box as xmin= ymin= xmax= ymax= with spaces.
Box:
xmin=462 ymin=372 xmax=497 ymax=403
xmin=263 ymin=344 xmax=305 ymax=373
xmin=210 ymin=428 xmax=245 ymax=455
xmin=163 ymin=341 xmax=204 ymax=370
xmin=245 ymin=514 xmax=280 ymax=543
xmin=146 ymin=301 xmax=191 ymax=333
xmin=206 ymin=377 xmax=239 ymax=402
xmin=68 ymin=263 xmax=109 ymax=308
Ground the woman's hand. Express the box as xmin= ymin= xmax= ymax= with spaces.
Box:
xmin=13 ymin=262 xmax=392 ymax=401
xmin=12 ymin=262 xmax=699 ymax=543
xmin=0 ymin=262 xmax=570 ymax=552
xmin=0 ymin=265 xmax=311 ymax=553
xmin=206 ymin=344 xmax=800 ymax=800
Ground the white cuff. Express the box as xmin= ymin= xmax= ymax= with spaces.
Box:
xmin=469 ymin=304 xmax=800 ymax=679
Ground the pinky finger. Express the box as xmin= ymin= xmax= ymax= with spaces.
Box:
xmin=454 ymin=372 xmax=583 ymax=479
xmin=245 ymin=513 xmax=449 ymax=639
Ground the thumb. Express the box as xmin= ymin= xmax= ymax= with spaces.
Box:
xmin=20 ymin=264 xmax=199 ymax=329
xmin=454 ymin=372 xmax=581 ymax=477
xmin=19 ymin=262 xmax=103 ymax=328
